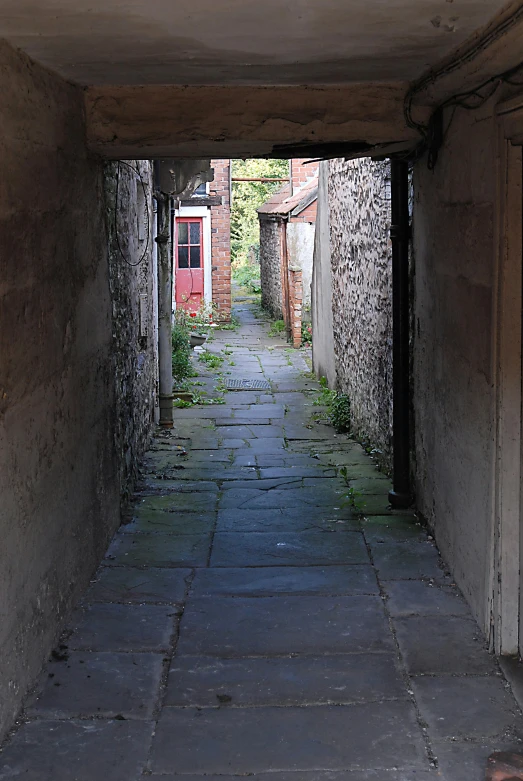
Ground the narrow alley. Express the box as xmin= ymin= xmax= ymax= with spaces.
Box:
xmin=1 ymin=294 xmax=522 ymax=780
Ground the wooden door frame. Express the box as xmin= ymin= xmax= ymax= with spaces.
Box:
xmin=492 ymin=94 xmax=523 ymax=655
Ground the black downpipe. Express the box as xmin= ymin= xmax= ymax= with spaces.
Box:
xmin=388 ymin=159 xmax=412 ymax=509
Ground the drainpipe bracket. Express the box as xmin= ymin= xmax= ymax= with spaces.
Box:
xmin=159 ymin=394 xmax=174 ymax=428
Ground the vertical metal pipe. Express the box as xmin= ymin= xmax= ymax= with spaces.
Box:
xmin=388 ymin=159 xmax=411 ymax=508
xmin=156 ymin=194 xmax=174 ymax=428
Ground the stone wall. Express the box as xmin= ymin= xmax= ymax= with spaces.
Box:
xmin=328 ymin=158 xmax=393 ymax=469
xmin=210 ymin=159 xmax=232 ymax=319
xmin=259 ymin=217 xmax=283 ymax=318
xmin=104 ymin=161 xmax=157 ymax=502
xmin=0 ymin=40 xmax=156 ymax=738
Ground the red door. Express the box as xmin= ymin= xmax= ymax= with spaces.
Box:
xmin=175 ymin=218 xmax=204 ymax=312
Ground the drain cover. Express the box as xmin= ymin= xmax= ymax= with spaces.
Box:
xmin=226 ymin=378 xmax=271 ymax=391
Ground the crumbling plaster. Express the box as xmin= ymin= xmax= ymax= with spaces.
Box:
xmin=328 ymin=158 xmax=393 ymax=471
xmin=0 ymin=39 xmax=156 ymax=739
xmin=84 ymin=84 xmax=422 ymax=159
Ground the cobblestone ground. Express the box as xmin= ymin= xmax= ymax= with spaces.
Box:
xmin=1 ymin=294 xmax=523 ymax=780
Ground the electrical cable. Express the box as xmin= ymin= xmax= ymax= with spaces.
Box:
xmin=113 ymin=160 xmax=151 ymax=267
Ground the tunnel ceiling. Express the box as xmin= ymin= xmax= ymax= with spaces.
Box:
xmin=0 ymin=0 xmax=511 ymax=86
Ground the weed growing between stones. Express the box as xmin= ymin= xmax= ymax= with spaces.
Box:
xmin=268 ymin=319 xmax=286 ymax=337
xmin=198 ymin=352 xmax=225 ymax=370
xmin=312 ymin=377 xmax=352 ymax=434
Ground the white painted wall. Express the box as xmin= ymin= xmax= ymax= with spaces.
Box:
xmin=311 ymin=162 xmax=336 ymax=388
xmin=287 ymin=222 xmax=315 ymax=309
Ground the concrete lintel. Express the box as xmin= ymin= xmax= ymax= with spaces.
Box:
xmin=84 ymin=83 xmax=423 ymax=159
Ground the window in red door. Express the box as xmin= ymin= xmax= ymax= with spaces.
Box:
xmin=177 ymin=220 xmax=202 ymax=269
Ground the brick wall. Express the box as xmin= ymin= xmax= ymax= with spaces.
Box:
xmin=291 ymin=159 xmax=319 ymax=194
xmin=290 ymin=200 xmax=317 ymax=223
xmin=288 ymin=268 xmax=303 ymax=347
xmin=210 ymin=159 xmax=231 ymax=320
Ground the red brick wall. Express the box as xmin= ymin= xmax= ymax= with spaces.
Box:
xmin=291 ymin=159 xmax=319 ymax=194
xmin=210 ymin=159 xmax=231 ymax=320
xmin=288 ymin=268 xmax=303 ymax=347
xmin=290 ymin=200 xmax=317 ymax=223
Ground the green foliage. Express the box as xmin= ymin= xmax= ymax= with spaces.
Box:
xmin=313 ymin=376 xmax=337 ymax=407
xmin=231 ymin=159 xmax=290 ymax=266
xmin=198 ymin=351 xmax=224 ymax=369
xmin=172 ymin=310 xmax=192 ymax=385
xmin=312 ymin=377 xmax=352 ymax=433
xmin=214 ymin=315 xmax=240 ymax=331
xmin=268 ymin=319 xmax=286 ymax=337
xmin=173 ymin=398 xmax=192 ymax=409
xmin=330 ymin=393 xmax=352 ymax=433
xmin=187 ymin=301 xmax=217 ymax=333
xmin=233 ymin=261 xmax=260 ymax=287
xmin=301 ymin=321 xmax=312 ymax=346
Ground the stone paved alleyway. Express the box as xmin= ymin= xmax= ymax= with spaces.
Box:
xmin=1 ymin=295 xmax=523 ymax=781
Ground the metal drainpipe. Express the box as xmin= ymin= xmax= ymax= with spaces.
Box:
xmin=388 ymin=159 xmax=411 ymax=508
xmin=156 ymin=193 xmax=174 ymax=428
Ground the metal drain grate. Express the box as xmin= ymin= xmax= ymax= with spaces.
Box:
xmin=226 ymin=378 xmax=271 ymax=391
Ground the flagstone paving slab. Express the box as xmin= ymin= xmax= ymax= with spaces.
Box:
xmin=67 ymin=603 xmax=176 ymax=652
xmin=149 ymin=703 xmax=428 ymax=775
xmin=104 ymin=532 xmax=212 ymax=568
xmin=177 ymin=595 xmax=393 ymax=656
xmin=411 ymin=675 xmax=523 ymax=740
xmin=394 ymin=615 xmax=498 ymax=675
xmin=0 ymin=720 xmax=154 ymax=781
xmin=121 ymin=510 xmax=216 ymax=534
xmin=86 ymin=566 xmax=190 ymax=604
xmin=190 ymin=565 xmax=379 ymax=597
xmin=215 ymin=508 xmax=360 ymax=533
xmin=210 ymin=531 xmax=369 ymax=567
xmin=165 ymin=653 xmax=407 ymax=706
xmin=369 ymin=540 xmax=447 ymax=580
xmin=383 ymin=579 xmax=471 ymax=616
xmin=27 ymin=652 xmax=163 ymax=719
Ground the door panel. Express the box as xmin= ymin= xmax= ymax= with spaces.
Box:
xmin=175 ymin=217 xmax=204 ymax=311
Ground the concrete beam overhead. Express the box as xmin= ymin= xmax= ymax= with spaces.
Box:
xmin=84 ymin=83 xmax=425 ymax=159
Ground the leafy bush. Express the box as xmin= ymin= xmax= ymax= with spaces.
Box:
xmin=233 ymin=259 xmax=260 ymax=287
xmin=301 ymin=321 xmax=312 ymax=346
xmin=329 ymin=393 xmax=352 ymax=433
xmin=313 ymin=377 xmax=352 ymax=433
xmin=172 ymin=310 xmax=192 ymax=386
